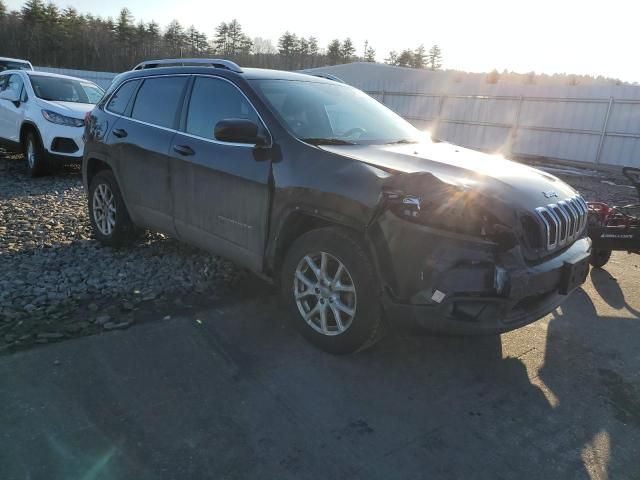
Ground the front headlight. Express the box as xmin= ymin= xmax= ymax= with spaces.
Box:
xmin=383 ymin=186 xmax=518 ymax=249
xmin=41 ymin=109 xmax=84 ymax=127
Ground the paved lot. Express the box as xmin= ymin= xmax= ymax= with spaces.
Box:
xmin=1 ymin=253 xmax=639 ymax=479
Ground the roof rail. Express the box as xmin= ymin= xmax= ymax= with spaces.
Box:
xmin=307 ymin=73 xmax=346 ymax=84
xmin=132 ymin=58 xmax=243 ymax=73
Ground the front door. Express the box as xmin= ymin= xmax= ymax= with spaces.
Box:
xmin=0 ymin=74 xmax=26 ymax=143
xmin=169 ymin=75 xmax=272 ymax=271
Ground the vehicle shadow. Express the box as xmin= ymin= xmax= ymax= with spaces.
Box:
xmin=537 ymin=288 xmax=640 ymax=480
xmin=589 ymin=266 xmax=640 ymax=317
xmin=145 ymin=285 xmax=636 ymax=478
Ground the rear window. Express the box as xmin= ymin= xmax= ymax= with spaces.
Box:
xmin=0 ymin=60 xmax=32 ymax=72
xmin=29 ymin=75 xmax=104 ymax=104
xmin=106 ymin=80 xmax=139 ymax=115
xmin=131 ymin=76 xmax=188 ymax=129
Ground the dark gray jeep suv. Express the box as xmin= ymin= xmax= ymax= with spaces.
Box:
xmin=83 ymin=58 xmax=591 ymax=353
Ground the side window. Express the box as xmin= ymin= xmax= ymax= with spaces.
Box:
xmin=5 ymin=75 xmax=24 ymax=97
xmin=106 ymin=80 xmax=139 ymax=115
xmin=0 ymin=75 xmax=8 ymax=91
xmin=185 ymin=77 xmax=261 ymax=140
xmin=131 ymin=76 xmax=188 ymax=129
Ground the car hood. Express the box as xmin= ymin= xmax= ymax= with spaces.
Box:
xmin=319 ymin=141 xmax=578 ymax=210
xmin=38 ymin=100 xmax=95 ymax=117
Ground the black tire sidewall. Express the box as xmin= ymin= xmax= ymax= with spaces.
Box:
xmin=88 ymin=170 xmax=137 ymax=247
xmin=281 ymin=227 xmax=383 ymax=354
xmin=590 ymin=249 xmax=612 ymax=268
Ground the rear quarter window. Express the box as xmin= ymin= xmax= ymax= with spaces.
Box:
xmin=106 ymin=80 xmax=139 ymax=115
xmin=130 ymin=76 xmax=188 ymax=129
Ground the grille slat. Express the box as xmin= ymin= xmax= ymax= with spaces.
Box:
xmin=533 ymin=196 xmax=588 ymax=251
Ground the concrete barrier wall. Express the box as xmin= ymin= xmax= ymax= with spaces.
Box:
xmin=306 ymin=63 xmax=640 ymax=168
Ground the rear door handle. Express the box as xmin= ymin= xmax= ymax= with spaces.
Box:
xmin=112 ymin=128 xmax=127 ymax=138
xmin=173 ymin=145 xmax=195 ymax=156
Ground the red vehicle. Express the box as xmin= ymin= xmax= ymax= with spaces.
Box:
xmin=587 ymin=167 xmax=640 ymax=267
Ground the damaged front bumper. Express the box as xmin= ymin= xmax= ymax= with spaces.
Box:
xmin=373 ymin=211 xmax=591 ymax=334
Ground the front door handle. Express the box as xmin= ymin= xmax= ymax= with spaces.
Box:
xmin=112 ymin=128 xmax=127 ymax=138
xmin=173 ymin=145 xmax=195 ymax=156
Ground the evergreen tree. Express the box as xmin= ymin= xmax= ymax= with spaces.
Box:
xmin=277 ymin=31 xmax=297 ymax=56
xmin=116 ymin=8 xmax=134 ymax=44
xmin=427 ymin=44 xmax=443 ymax=70
xmin=21 ymin=0 xmax=46 ymax=23
xmin=213 ymin=21 xmax=229 ymax=54
xmin=397 ymin=49 xmax=414 ymax=67
xmin=412 ymin=45 xmax=426 ymax=69
xmin=327 ymin=39 xmax=341 ymax=65
xmin=308 ymin=37 xmax=319 ymax=57
xmin=341 ymin=37 xmax=355 ymax=61
xmin=226 ymin=19 xmax=252 ymax=55
xmin=0 ymin=0 xmax=625 ymax=85
xmin=363 ymin=41 xmax=376 ymax=62
xmin=165 ymin=19 xmax=186 ymax=56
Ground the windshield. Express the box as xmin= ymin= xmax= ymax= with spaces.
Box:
xmin=249 ymin=79 xmax=423 ymax=145
xmin=29 ymin=75 xmax=104 ymax=104
xmin=0 ymin=61 xmax=32 ymax=72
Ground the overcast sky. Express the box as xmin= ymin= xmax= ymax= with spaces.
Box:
xmin=5 ymin=0 xmax=639 ymax=82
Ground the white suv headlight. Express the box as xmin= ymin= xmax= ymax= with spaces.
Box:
xmin=41 ymin=109 xmax=85 ymax=127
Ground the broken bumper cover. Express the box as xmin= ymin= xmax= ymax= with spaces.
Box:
xmin=376 ymin=213 xmax=591 ymax=334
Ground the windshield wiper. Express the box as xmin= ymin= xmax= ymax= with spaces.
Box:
xmin=385 ymin=139 xmax=419 ymax=144
xmin=302 ymin=137 xmax=356 ymax=146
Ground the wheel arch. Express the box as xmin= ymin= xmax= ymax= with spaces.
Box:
xmin=19 ymin=121 xmax=42 ymax=148
xmin=268 ymin=208 xmax=371 ymax=278
xmin=85 ymin=156 xmax=114 ymax=189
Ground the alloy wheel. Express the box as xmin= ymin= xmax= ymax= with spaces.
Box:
xmin=92 ymin=183 xmax=117 ymax=236
xmin=26 ymin=138 xmax=36 ymax=169
xmin=293 ymin=251 xmax=357 ymax=336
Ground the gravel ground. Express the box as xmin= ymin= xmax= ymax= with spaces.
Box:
xmin=0 ymin=150 xmax=244 ymax=353
xmin=1 ymin=150 xmax=638 ymax=354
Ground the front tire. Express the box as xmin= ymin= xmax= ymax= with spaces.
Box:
xmin=590 ymin=249 xmax=612 ymax=268
xmin=281 ymin=227 xmax=384 ymax=354
xmin=23 ymin=130 xmax=49 ymax=177
xmin=88 ymin=170 xmax=140 ymax=247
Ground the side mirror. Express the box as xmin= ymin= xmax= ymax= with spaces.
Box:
xmin=0 ymin=89 xmax=20 ymax=106
xmin=214 ymin=118 xmax=268 ymax=146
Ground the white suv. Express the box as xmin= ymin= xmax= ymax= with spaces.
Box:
xmin=0 ymin=70 xmax=104 ymax=176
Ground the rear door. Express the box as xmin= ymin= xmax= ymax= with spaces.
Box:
xmin=169 ymin=75 xmax=272 ymax=271
xmin=0 ymin=74 xmax=26 ymax=143
xmin=107 ymin=75 xmax=188 ymax=234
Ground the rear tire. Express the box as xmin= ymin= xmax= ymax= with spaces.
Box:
xmin=281 ymin=227 xmax=384 ymax=354
xmin=23 ymin=130 xmax=49 ymax=177
xmin=88 ymin=170 xmax=140 ymax=247
xmin=590 ymin=249 xmax=612 ymax=268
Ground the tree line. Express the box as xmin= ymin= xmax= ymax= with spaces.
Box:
xmin=0 ymin=0 xmax=445 ymax=73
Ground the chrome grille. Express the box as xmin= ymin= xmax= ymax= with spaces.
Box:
xmin=534 ymin=196 xmax=588 ymax=250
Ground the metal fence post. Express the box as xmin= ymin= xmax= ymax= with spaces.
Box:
xmin=381 ymin=89 xmax=386 ymax=105
xmin=433 ymin=95 xmax=447 ymax=138
xmin=507 ymin=96 xmax=524 ymax=156
xmin=595 ymin=96 xmax=614 ymax=164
